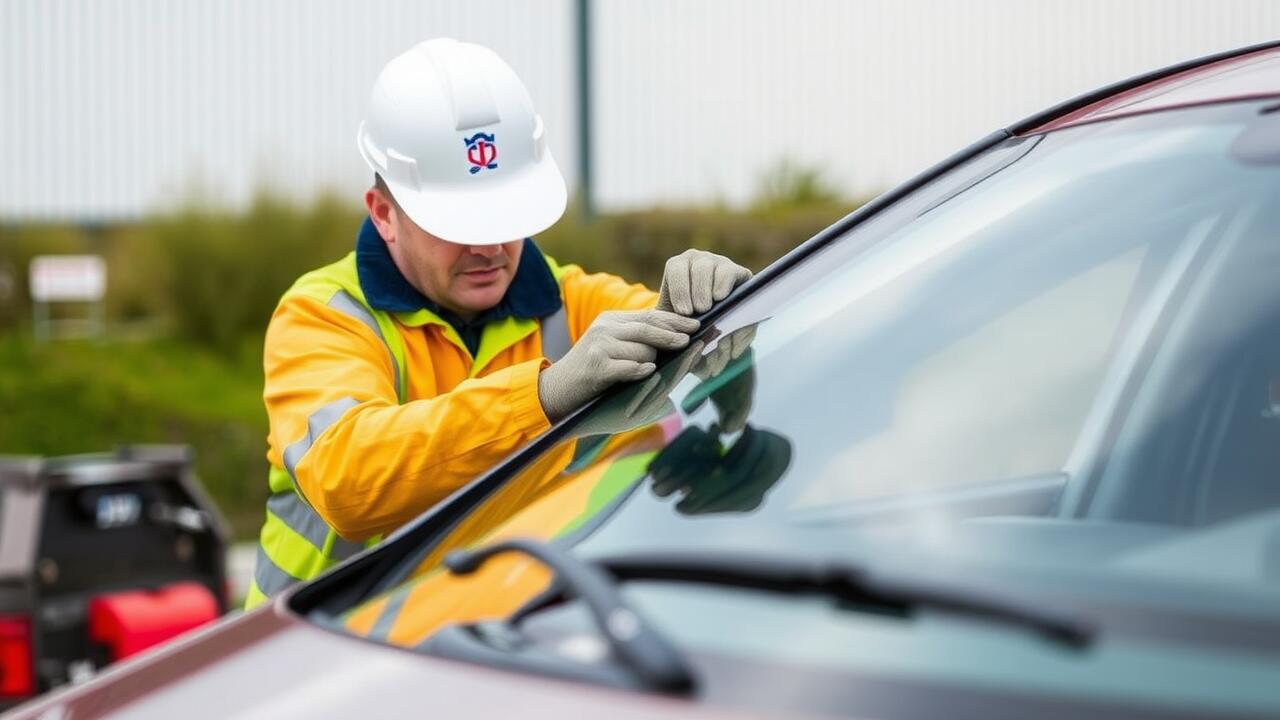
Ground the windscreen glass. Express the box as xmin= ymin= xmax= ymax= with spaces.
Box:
xmin=335 ymin=102 xmax=1280 ymax=709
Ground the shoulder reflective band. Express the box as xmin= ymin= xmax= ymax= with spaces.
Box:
xmin=329 ymin=290 xmax=403 ymax=398
xmin=282 ymin=396 xmax=361 ymax=486
xmin=541 ymin=305 xmax=571 ymax=362
xmin=253 ymin=544 xmax=301 ymax=597
xmin=266 ymin=491 xmax=364 ymax=559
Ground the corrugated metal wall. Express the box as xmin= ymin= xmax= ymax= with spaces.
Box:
xmin=0 ymin=0 xmax=575 ymax=221
xmin=3 ymin=0 xmax=1280 ymax=221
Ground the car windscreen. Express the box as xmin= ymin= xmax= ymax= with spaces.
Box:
xmin=331 ymin=100 xmax=1280 ymax=713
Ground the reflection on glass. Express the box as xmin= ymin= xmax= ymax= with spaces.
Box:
xmin=340 ymin=102 xmax=1280 ymax=709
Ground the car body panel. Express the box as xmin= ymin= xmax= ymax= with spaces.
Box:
xmin=5 ymin=601 xmax=768 ymax=720
xmin=1026 ymin=44 xmax=1280 ymax=134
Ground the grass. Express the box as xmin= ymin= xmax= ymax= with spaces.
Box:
xmin=0 ymin=333 xmax=269 ymax=538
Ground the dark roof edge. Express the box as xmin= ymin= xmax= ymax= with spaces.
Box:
xmin=721 ymin=41 xmax=1280 ymax=315
xmin=1009 ymin=39 xmax=1280 ymax=136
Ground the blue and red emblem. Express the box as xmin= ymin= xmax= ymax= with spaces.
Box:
xmin=464 ymin=132 xmax=498 ymax=174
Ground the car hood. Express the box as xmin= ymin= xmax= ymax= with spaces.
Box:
xmin=2 ymin=601 xmax=772 ymax=720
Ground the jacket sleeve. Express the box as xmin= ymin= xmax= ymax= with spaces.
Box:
xmin=263 ymin=294 xmax=552 ymax=542
xmin=556 ymin=264 xmax=660 ymax=340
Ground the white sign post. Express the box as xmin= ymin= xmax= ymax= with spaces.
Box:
xmin=29 ymin=255 xmax=107 ymax=340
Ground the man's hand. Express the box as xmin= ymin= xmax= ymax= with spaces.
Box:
xmin=680 ymin=323 xmax=759 ymax=433
xmin=538 ymin=309 xmax=700 ymax=422
xmin=656 ymin=249 xmax=752 ymax=316
xmin=648 ymin=424 xmax=792 ymax=515
xmin=692 ymin=324 xmax=757 ymax=381
xmin=568 ymin=339 xmax=705 ymax=438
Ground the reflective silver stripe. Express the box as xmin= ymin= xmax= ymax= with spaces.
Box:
xmin=329 ymin=290 xmax=401 ymax=395
xmin=369 ymin=586 xmax=411 ymax=641
xmin=282 ymin=396 xmax=360 ymax=484
xmin=254 ymin=544 xmax=302 ymax=597
xmin=541 ymin=305 xmax=571 ymax=361
xmin=328 ymin=532 xmax=366 ymax=561
xmin=266 ymin=490 xmax=363 ymax=559
xmin=266 ymin=492 xmax=329 ymax=550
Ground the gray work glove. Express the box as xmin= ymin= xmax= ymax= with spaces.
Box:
xmin=690 ymin=324 xmax=759 ymax=433
xmin=538 ymin=309 xmax=700 ymax=422
xmin=656 ymin=249 xmax=753 ymax=316
xmin=568 ymin=339 xmax=706 ymax=438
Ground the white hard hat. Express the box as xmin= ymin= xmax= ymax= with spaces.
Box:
xmin=357 ymin=38 xmax=567 ymax=245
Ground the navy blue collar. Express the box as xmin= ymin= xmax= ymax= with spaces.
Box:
xmin=354 ymin=217 xmax=562 ymax=330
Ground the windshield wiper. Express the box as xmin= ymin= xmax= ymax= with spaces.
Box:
xmin=520 ymin=547 xmax=1096 ymax=650
xmin=420 ymin=540 xmax=1092 ymax=695
xmin=417 ymin=539 xmax=697 ymax=694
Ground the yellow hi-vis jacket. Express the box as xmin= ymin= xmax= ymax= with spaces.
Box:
xmin=246 ymin=219 xmax=656 ymax=608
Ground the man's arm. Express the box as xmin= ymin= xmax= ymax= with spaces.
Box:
xmin=264 ymin=295 xmax=552 ymax=542
xmin=557 ymin=264 xmax=659 ymax=340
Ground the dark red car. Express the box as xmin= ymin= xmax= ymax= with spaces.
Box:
xmin=10 ymin=41 xmax=1280 ymax=719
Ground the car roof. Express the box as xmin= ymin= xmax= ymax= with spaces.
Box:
xmin=1023 ymin=42 xmax=1280 ymax=134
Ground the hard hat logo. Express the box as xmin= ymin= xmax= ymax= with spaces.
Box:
xmin=358 ymin=39 xmax=567 ymax=243
xmin=464 ymin=133 xmax=499 ymax=174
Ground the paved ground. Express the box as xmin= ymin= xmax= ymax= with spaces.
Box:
xmin=226 ymin=542 xmax=256 ymax=605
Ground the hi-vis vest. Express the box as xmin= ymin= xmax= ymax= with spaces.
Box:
xmin=245 ymin=253 xmax=574 ymax=609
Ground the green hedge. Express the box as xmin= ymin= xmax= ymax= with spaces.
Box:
xmin=3 ymin=192 xmax=857 ymax=357
xmin=0 ymin=186 xmax=861 ymax=536
xmin=0 ymin=334 xmax=268 ymax=536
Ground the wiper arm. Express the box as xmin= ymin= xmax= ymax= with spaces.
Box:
xmin=516 ymin=548 xmax=1094 ymax=649
xmin=595 ymin=549 xmax=1096 ymax=649
xmin=419 ymin=538 xmax=696 ymax=694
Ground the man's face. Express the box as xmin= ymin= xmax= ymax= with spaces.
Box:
xmin=367 ymin=188 xmax=522 ymax=319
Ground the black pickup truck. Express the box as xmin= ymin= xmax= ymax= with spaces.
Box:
xmin=0 ymin=446 xmax=228 ymax=708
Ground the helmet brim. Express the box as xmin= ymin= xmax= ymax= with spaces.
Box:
xmin=370 ymin=149 xmax=568 ymax=247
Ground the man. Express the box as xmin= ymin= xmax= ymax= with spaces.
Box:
xmin=247 ymin=38 xmax=751 ymax=608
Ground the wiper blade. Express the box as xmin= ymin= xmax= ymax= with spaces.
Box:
xmin=418 ymin=538 xmax=696 ymax=694
xmin=593 ymin=549 xmax=1096 ymax=649
xmin=511 ymin=548 xmax=1095 ymax=649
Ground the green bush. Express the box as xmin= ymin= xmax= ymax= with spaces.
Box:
xmin=0 ymin=171 xmax=866 ymax=536
xmin=753 ymin=160 xmax=844 ymax=211
xmin=4 ymin=182 xmax=860 ymax=355
xmin=143 ymin=193 xmax=362 ymax=357
xmin=0 ymin=334 xmax=268 ymax=536
xmin=535 ymin=204 xmax=855 ymax=290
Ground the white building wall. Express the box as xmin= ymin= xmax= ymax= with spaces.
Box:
xmin=591 ymin=0 xmax=1280 ymax=208
xmin=0 ymin=0 xmax=576 ymax=220
xmin=3 ymin=1 xmax=1280 ymax=221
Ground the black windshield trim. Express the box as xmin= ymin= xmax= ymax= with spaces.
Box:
xmin=1011 ymin=40 xmax=1280 ymax=135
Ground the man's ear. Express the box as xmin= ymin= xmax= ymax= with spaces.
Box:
xmin=364 ymin=188 xmax=398 ymax=243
